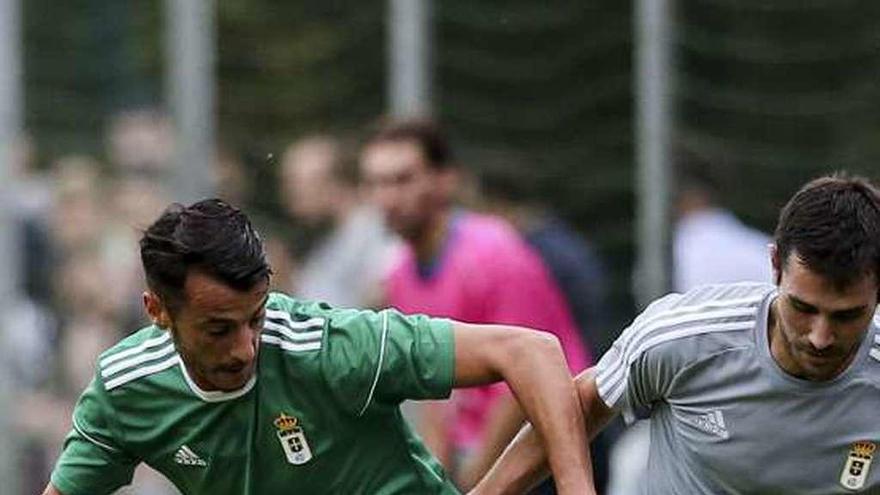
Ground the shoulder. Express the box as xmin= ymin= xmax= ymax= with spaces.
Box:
xmin=261 ymin=292 xmax=332 ymax=355
xmin=262 ymin=293 xmax=409 ymax=356
xmin=265 ymin=291 xmax=368 ymax=324
xmin=455 ymin=212 xmax=541 ymax=267
xmin=620 ymin=282 xmax=773 ymax=362
xmin=97 ymin=326 xmax=179 ymax=393
xmin=596 ymin=283 xmax=772 ymax=410
xmin=456 ymin=212 xmax=521 ymax=246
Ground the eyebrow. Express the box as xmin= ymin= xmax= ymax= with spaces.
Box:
xmin=788 ymin=294 xmax=868 ymax=315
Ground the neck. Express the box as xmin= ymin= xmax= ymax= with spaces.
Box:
xmin=413 ymin=210 xmax=451 ymax=264
xmin=767 ymin=298 xmax=803 ymax=378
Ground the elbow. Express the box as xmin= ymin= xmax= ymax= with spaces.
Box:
xmin=506 ymin=329 xmax=565 ymax=369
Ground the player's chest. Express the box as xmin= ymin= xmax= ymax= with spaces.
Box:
xmin=138 ymin=390 xmax=361 ymax=492
xmin=663 ymin=383 xmax=880 ymax=493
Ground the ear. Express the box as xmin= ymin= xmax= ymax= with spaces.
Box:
xmin=770 ymin=244 xmax=782 ymax=285
xmin=143 ymin=291 xmax=170 ymax=329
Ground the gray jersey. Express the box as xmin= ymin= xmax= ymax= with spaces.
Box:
xmin=596 ymin=282 xmax=880 ymax=494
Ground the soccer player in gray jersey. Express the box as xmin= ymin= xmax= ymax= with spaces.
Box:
xmin=473 ymin=174 xmax=880 ymax=495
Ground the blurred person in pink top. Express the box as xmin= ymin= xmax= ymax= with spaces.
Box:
xmin=360 ymin=118 xmax=591 ymax=491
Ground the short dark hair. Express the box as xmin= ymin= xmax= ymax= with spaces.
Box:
xmin=140 ymin=199 xmax=271 ymax=311
xmin=774 ymin=173 xmax=880 ymax=288
xmin=364 ymin=117 xmax=452 ymax=170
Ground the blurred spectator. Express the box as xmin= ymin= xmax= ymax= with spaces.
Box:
xmin=103 ymin=174 xmax=170 ymax=331
xmin=14 ymin=156 xmax=115 ymax=493
xmin=48 ymin=155 xmax=106 ymax=256
xmin=8 ymin=134 xmax=55 ymax=304
xmin=477 ymin=153 xmax=607 ymax=352
xmin=673 ymin=155 xmax=772 ymax=292
xmin=360 ymin=118 xmax=591 ymax=490
xmin=477 ymin=155 xmax=611 ymax=493
xmin=280 ymin=134 xmax=394 ymax=308
xmin=261 ymin=231 xmax=296 ymax=294
xmin=3 ymin=135 xmax=57 ymax=388
xmin=213 ymin=145 xmax=251 ymax=206
xmin=105 ymin=108 xmax=173 ymax=176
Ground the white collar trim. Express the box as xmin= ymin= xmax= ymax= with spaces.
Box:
xmin=178 ymin=360 xmax=256 ymax=402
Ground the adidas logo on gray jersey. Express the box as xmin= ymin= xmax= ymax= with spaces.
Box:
xmin=174 ymin=445 xmax=207 ymax=467
xmin=683 ymin=409 xmax=729 ymax=440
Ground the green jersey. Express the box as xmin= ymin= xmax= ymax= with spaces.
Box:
xmin=50 ymin=293 xmax=459 ymax=494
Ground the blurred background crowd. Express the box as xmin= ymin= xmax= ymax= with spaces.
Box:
xmin=3 ymin=1 xmax=880 ymax=493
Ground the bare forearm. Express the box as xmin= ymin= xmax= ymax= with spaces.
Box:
xmin=471 ymin=368 xmax=615 ymax=495
xmin=470 ymin=422 xmax=550 ymax=495
xmin=458 ymin=394 xmax=526 ymax=490
xmin=499 ymin=334 xmax=591 ymax=495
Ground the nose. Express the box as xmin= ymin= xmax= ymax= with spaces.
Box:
xmin=230 ymin=324 xmax=258 ymax=364
xmin=807 ymin=316 xmax=835 ymax=351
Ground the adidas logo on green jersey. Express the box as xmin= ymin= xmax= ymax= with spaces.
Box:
xmin=174 ymin=445 xmax=207 ymax=467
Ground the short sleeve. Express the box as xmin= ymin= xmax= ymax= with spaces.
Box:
xmin=50 ymin=376 xmax=137 ymax=495
xmin=321 ymin=308 xmax=455 ymax=416
xmin=593 ymin=293 xmax=683 ymax=422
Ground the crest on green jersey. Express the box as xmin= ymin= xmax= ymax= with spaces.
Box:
xmin=274 ymin=412 xmax=313 ymax=465
xmin=840 ymin=440 xmax=876 ymax=491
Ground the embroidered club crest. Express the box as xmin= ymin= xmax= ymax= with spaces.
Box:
xmin=840 ymin=441 xmax=876 ymax=491
xmin=274 ymin=412 xmax=313 ymax=465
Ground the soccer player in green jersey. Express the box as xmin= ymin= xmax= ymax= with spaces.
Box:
xmin=43 ymin=198 xmax=591 ymax=495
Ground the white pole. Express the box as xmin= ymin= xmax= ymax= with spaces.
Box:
xmin=0 ymin=0 xmax=21 ymax=490
xmin=635 ymin=0 xmax=674 ymax=306
xmin=166 ymin=0 xmax=216 ymax=202
xmin=388 ymin=0 xmax=432 ymax=117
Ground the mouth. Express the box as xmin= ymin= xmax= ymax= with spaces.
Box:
xmin=799 ymin=349 xmax=842 ymax=366
xmin=216 ymin=362 xmax=249 ymax=376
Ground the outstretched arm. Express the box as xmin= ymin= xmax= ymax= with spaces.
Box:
xmin=469 ymin=368 xmax=618 ymax=495
xmin=452 ymin=322 xmax=590 ymax=495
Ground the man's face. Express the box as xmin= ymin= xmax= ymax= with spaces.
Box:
xmin=280 ymin=143 xmax=336 ymax=225
xmin=360 ymin=140 xmax=449 ymax=241
xmin=147 ymin=272 xmax=269 ymax=391
xmin=771 ymin=251 xmax=878 ymax=381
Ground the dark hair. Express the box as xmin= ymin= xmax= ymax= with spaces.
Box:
xmin=774 ymin=173 xmax=880 ymax=288
xmin=364 ymin=117 xmax=452 ymax=170
xmin=140 ymin=199 xmax=271 ymax=310
xmin=673 ymin=145 xmax=722 ymax=201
